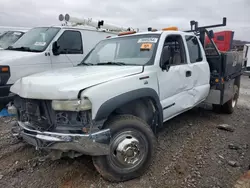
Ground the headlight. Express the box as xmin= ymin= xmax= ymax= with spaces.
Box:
xmin=51 ymin=98 xmax=92 ymax=111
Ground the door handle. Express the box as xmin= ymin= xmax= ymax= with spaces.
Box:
xmin=186 ymin=70 xmax=192 ymax=77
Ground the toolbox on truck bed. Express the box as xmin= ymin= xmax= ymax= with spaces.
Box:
xmin=208 ymin=52 xmax=242 ymax=82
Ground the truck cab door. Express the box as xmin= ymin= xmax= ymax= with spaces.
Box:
xmin=184 ymin=35 xmax=210 ymax=104
xmin=50 ymin=30 xmax=84 ymax=68
xmin=158 ymin=34 xmax=196 ymax=121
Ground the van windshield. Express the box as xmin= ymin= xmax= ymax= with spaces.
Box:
xmin=80 ymin=34 xmax=160 ymax=66
xmin=8 ymin=27 xmax=60 ymax=52
xmin=0 ymin=31 xmax=25 ymax=49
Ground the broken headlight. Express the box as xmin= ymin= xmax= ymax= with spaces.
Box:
xmin=51 ymin=98 xmax=92 ymax=111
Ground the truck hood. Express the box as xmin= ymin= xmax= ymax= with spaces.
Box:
xmin=0 ymin=50 xmax=35 ymax=62
xmin=10 ymin=65 xmax=143 ymax=100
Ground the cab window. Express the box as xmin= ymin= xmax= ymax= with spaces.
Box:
xmin=185 ymin=36 xmax=203 ymax=63
xmin=162 ymin=35 xmax=187 ymax=65
xmin=57 ymin=30 xmax=83 ymax=54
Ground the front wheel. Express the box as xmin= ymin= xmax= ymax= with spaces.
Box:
xmin=92 ymin=115 xmax=156 ymax=182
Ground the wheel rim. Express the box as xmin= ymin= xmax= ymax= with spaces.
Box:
xmin=232 ymin=98 xmax=237 ymax=108
xmin=109 ymin=130 xmax=148 ymax=171
xmin=232 ymin=86 xmax=238 ymax=108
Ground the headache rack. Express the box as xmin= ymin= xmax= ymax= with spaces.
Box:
xmin=185 ymin=17 xmax=243 ymax=85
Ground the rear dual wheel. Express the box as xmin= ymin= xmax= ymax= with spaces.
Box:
xmin=212 ymin=85 xmax=239 ymax=114
xmin=92 ymin=115 xmax=156 ymax=182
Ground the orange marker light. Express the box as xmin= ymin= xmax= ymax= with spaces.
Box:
xmin=162 ymin=26 xmax=178 ymax=31
xmin=1 ymin=67 xmax=9 ymax=72
xmin=118 ymin=31 xmax=136 ymax=36
xmin=215 ymin=78 xmax=219 ymax=83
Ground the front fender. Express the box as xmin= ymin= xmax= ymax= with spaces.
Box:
xmin=94 ymin=88 xmax=163 ymax=123
xmin=80 ymin=71 xmax=162 ymax=126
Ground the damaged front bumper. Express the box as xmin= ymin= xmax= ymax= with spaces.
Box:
xmin=12 ymin=121 xmax=111 ymax=156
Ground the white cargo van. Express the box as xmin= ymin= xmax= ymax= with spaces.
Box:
xmin=0 ymin=25 xmax=120 ymax=108
xmin=0 ymin=30 xmax=28 ymax=50
xmin=0 ymin=26 xmax=30 ymax=36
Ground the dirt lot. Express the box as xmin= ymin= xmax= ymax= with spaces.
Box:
xmin=0 ymin=76 xmax=250 ymax=188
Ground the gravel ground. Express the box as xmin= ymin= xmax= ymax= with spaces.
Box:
xmin=0 ymin=76 xmax=250 ymax=188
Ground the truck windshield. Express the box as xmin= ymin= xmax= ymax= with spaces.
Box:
xmin=0 ymin=31 xmax=25 ymax=49
xmin=8 ymin=27 xmax=60 ymax=52
xmin=81 ymin=34 xmax=160 ymax=66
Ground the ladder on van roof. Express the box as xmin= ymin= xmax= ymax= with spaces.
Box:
xmin=57 ymin=13 xmax=138 ymax=33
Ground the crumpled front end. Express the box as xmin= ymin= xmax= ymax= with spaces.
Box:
xmin=9 ymin=96 xmax=111 ymax=158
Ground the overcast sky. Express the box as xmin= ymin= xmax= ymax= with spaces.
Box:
xmin=0 ymin=0 xmax=249 ymax=40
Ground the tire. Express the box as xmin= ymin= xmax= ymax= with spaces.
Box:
xmin=212 ymin=104 xmax=222 ymax=113
xmin=212 ymin=85 xmax=239 ymax=114
xmin=92 ymin=115 xmax=156 ymax=182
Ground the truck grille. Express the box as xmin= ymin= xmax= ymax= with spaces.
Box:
xmin=14 ymin=96 xmax=54 ymax=131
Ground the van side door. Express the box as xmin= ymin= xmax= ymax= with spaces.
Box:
xmin=50 ymin=30 xmax=83 ymax=68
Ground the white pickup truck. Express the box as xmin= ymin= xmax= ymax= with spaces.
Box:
xmin=0 ymin=25 xmax=117 ymax=109
xmin=9 ymin=18 xmax=243 ymax=182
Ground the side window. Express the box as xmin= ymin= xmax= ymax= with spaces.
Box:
xmin=97 ymin=43 xmax=117 ymax=62
xmin=185 ymin=36 xmax=203 ymax=63
xmin=162 ymin=35 xmax=186 ymax=65
xmin=217 ymin=35 xmax=224 ymax=41
xmin=57 ymin=30 xmax=83 ymax=54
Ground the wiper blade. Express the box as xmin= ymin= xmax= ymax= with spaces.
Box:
xmin=7 ymin=46 xmax=41 ymax=52
xmin=7 ymin=46 xmax=30 ymax=51
xmin=97 ymin=61 xmax=126 ymax=66
xmin=77 ymin=62 xmax=94 ymax=66
xmin=6 ymin=46 xmax=13 ymax=50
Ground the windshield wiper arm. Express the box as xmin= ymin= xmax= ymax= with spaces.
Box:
xmin=97 ymin=61 xmax=126 ymax=66
xmin=7 ymin=46 xmax=13 ymax=50
xmin=77 ymin=62 xmax=94 ymax=66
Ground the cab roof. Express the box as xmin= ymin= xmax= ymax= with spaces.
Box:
xmin=107 ymin=30 xmax=195 ymax=39
xmin=30 ymin=25 xmax=120 ymax=34
xmin=8 ymin=30 xmax=28 ymax=33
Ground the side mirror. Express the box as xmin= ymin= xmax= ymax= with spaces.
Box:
xmin=208 ymin=30 xmax=214 ymax=39
xmin=52 ymin=41 xmax=60 ymax=55
xmin=160 ymin=46 xmax=171 ymax=71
